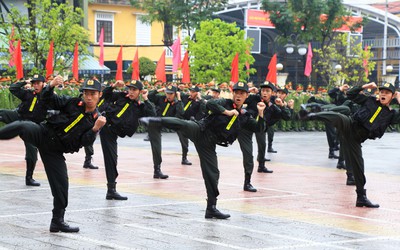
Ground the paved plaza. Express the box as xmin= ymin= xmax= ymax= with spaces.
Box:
xmin=0 ymin=131 xmax=400 ymax=249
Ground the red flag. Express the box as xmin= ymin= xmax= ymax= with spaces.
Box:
xmin=15 ymin=40 xmax=23 ymax=79
xmin=116 ymin=46 xmax=123 ymax=81
xmin=131 ymin=49 xmax=140 ymax=80
xmin=245 ymin=50 xmax=250 ymax=76
xmin=363 ymin=45 xmax=369 ymax=78
xmin=181 ymin=51 xmax=190 ymax=84
xmin=304 ymin=43 xmax=313 ymax=77
xmin=171 ymin=37 xmax=181 ymax=72
xmin=155 ymin=50 xmax=166 ymax=82
xmin=72 ymin=42 xmax=79 ymax=80
xmin=46 ymin=41 xmax=54 ymax=79
xmin=266 ymin=53 xmax=277 ymax=84
xmin=8 ymin=26 xmax=15 ymax=67
xmin=230 ymin=52 xmax=239 ymax=83
xmin=99 ymin=27 xmax=104 ymax=67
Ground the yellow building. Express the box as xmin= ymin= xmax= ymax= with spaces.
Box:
xmin=87 ymin=0 xmax=175 ymax=79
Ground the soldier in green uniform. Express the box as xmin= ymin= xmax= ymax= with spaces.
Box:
xmin=0 ymin=75 xmax=48 ymax=186
xmin=300 ymin=82 xmax=400 ymax=208
xmin=0 ymin=76 xmax=106 ymax=232
xmin=99 ymin=79 xmax=156 ymax=200
xmin=140 ymin=82 xmax=266 ymax=219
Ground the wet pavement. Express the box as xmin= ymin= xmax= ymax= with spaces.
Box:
xmin=0 ymin=131 xmax=400 ymax=249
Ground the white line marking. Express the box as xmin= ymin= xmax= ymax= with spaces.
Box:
xmin=310 ymin=208 xmax=400 ymax=225
xmin=52 ymin=234 xmax=133 ymax=250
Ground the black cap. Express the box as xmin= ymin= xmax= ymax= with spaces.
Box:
xmin=189 ymin=86 xmax=200 ymax=92
xmin=165 ymin=85 xmax=177 ymax=94
xmin=379 ymin=82 xmax=396 ymax=94
xmin=259 ymin=81 xmax=276 ymax=91
xmin=31 ymin=74 xmax=45 ymax=82
xmin=126 ymin=80 xmax=143 ymax=90
xmin=232 ymin=82 xmax=249 ymax=93
xmin=81 ymin=79 xmax=102 ymax=92
xmin=211 ymin=87 xmax=221 ymax=93
xmin=277 ymin=87 xmax=288 ymax=95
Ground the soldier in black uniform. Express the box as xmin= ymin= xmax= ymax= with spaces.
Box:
xmin=0 ymin=75 xmax=49 ymax=186
xmin=179 ymin=85 xmax=206 ymax=165
xmin=0 ymin=76 xmax=106 ymax=232
xmin=99 ymin=80 xmax=156 ymax=200
xmin=300 ymin=82 xmax=400 ymax=208
xmin=140 ymin=82 xmax=266 ymax=219
xmin=147 ymin=85 xmax=185 ymax=179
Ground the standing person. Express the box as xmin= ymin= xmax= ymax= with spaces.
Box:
xmin=140 ymin=82 xmax=266 ymax=219
xmin=0 ymin=76 xmax=106 ymax=232
xmin=99 ymin=80 xmax=155 ymax=200
xmin=300 ymin=82 xmax=400 ymax=208
xmin=147 ymin=85 xmax=185 ymax=179
xmin=0 ymin=75 xmax=48 ymax=186
xmin=179 ymin=85 xmax=206 ymax=165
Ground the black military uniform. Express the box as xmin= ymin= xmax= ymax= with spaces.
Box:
xmin=0 ymin=78 xmax=104 ymax=232
xmin=301 ymin=83 xmax=400 ymax=208
xmin=141 ymin=82 xmax=265 ymax=219
xmin=99 ymin=80 xmax=156 ymax=200
xmin=147 ymin=85 xmax=185 ymax=179
xmin=179 ymin=85 xmax=206 ymax=165
xmin=0 ymin=75 xmax=49 ymax=186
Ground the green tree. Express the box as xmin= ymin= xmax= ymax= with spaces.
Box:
xmin=0 ymin=0 xmax=90 ymax=77
xmin=130 ymin=0 xmax=228 ymax=44
xmin=126 ymin=56 xmax=156 ymax=79
xmin=185 ymin=19 xmax=255 ymax=83
xmin=261 ymin=0 xmax=362 ymax=47
xmin=313 ymin=33 xmax=375 ymax=88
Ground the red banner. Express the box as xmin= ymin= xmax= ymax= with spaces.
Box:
xmin=246 ymin=9 xmax=275 ymax=28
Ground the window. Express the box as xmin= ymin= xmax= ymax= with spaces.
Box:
xmin=136 ymin=15 xmax=151 ymax=45
xmin=96 ymin=12 xmax=114 ymax=44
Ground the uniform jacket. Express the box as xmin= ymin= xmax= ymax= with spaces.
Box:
xmin=347 ymin=86 xmax=400 ymax=141
xmin=180 ymin=92 xmax=205 ymax=120
xmin=41 ymin=85 xmax=99 ymax=153
xmin=245 ymin=94 xmax=291 ymax=128
xmin=101 ymin=86 xmax=156 ymax=137
xmin=9 ymin=81 xmax=48 ymax=123
xmin=203 ymin=98 xmax=265 ymax=146
xmin=148 ymin=90 xmax=184 ymax=118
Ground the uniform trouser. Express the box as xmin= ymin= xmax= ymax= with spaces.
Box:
xmin=255 ymin=130 xmax=266 ymax=166
xmin=176 ymin=130 xmax=189 ymax=158
xmin=84 ymin=144 xmax=94 ymax=159
xmin=313 ymin=112 xmax=365 ymax=191
xmin=99 ymin=125 xmax=119 ymax=183
xmin=0 ymin=121 xmax=68 ymax=212
xmin=0 ymin=109 xmax=38 ymax=166
xmin=147 ymin=121 xmax=189 ymax=166
xmin=151 ymin=117 xmax=220 ymax=201
xmin=267 ymin=126 xmax=274 ymax=147
xmin=238 ymin=129 xmax=255 ymax=175
xmin=325 ymin=122 xmax=337 ymax=150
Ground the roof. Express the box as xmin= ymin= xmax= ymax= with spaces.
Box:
xmin=79 ymin=55 xmax=110 ymax=75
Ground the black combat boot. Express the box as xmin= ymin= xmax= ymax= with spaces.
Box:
xmin=106 ymin=182 xmax=128 ymax=200
xmin=139 ymin=117 xmax=162 ymax=126
xmin=267 ymin=144 xmax=277 ymax=153
xmin=243 ymin=173 xmax=257 ymax=192
xmin=25 ymin=159 xmax=40 ymax=186
xmin=49 ymin=209 xmax=80 ymax=233
xmin=336 ymin=160 xmax=346 ymax=169
xmin=328 ymin=149 xmax=339 ymax=159
xmin=83 ymin=156 xmax=98 ymax=169
xmin=205 ymin=198 xmax=230 ymax=219
xmin=181 ymin=154 xmax=192 ymax=165
xmin=346 ymin=172 xmax=355 ymax=186
xmin=356 ymin=189 xmax=379 ymax=208
xmin=153 ymin=165 xmax=169 ymax=179
xmin=257 ymin=166 xmax=273 ymax=173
